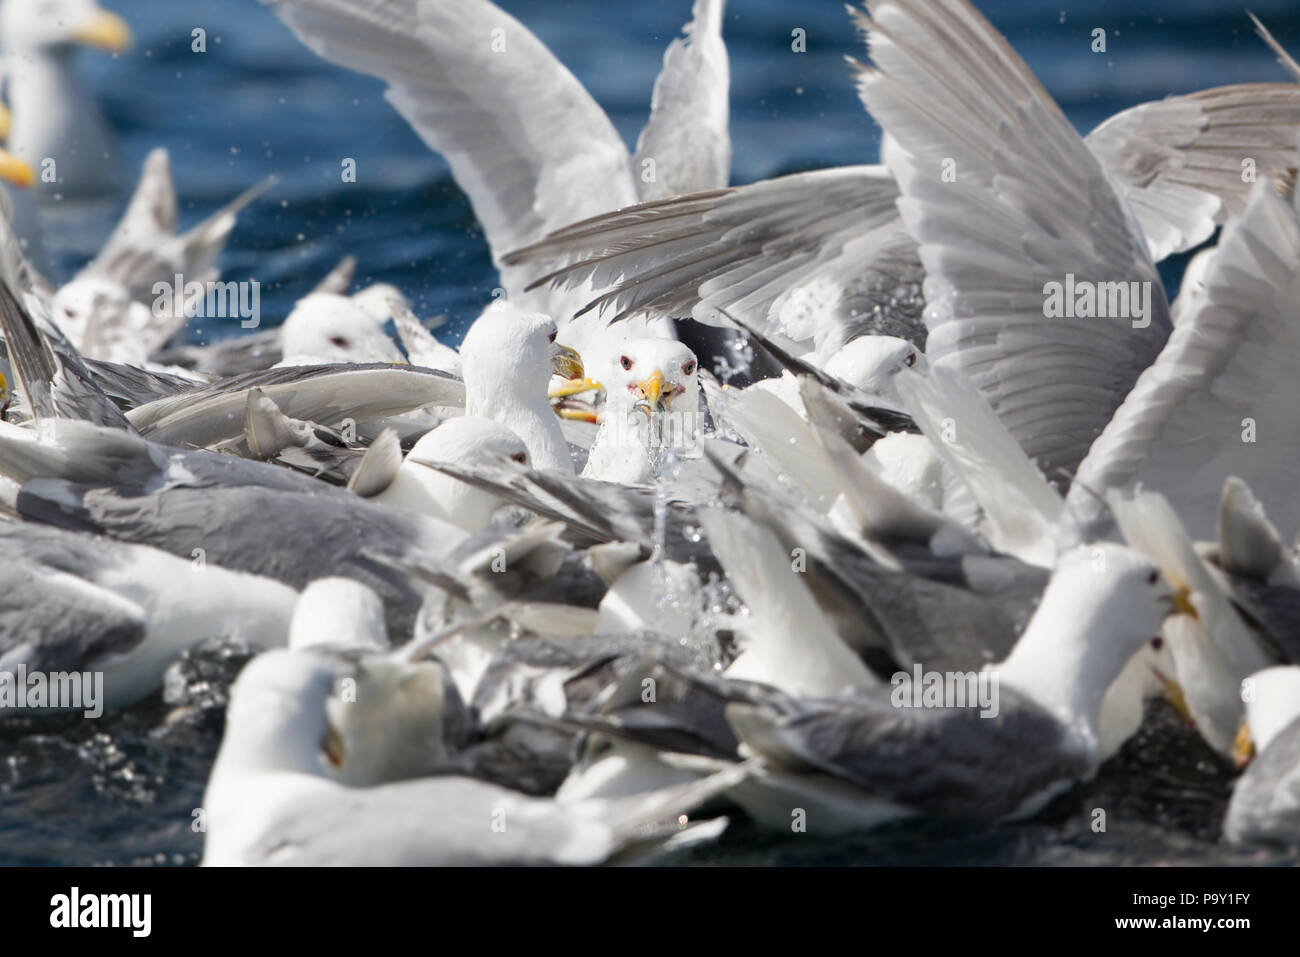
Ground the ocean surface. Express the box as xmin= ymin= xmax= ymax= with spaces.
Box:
xmin=3 ymin=0 xmax=1300 ymax=865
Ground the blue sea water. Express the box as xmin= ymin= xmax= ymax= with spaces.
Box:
xmin=4 ymin=0 xmax=1300 ymax=866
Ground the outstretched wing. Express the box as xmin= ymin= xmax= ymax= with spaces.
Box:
xmin=853 ymin=0 xmax=1171 ymax=486
xmin=633 ymin=0 xmax=731 ymax=200
xmin=1071 ymin=178 xmax=1300 ymax=544
xmin=1085 ymin=84 xmax=1300 ymax=260
xmin=262 ymin=0 xmax=637 ymax=314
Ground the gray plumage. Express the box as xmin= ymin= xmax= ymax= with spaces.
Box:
xmin=0 ymin=523 xmax=150 ymax=674
xmin=16 ymin=480 xmax=454 ymax=637
xmin=127 ymin=362 xmax=464 ymax=448
xmin=727 ymin=685 xmax=1090 ymax=821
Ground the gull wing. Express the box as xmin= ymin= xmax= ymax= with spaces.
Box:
xmin=1085 ymin=84 xmax=1300 ymax=260
xmin=262 ymin=0 xmax=637 ymax=311
xmin=1250 ymin=13 xmax=1300 ymax=83
xmin=726 ymin=687 xmax=1088 ymax=821
xmin=1071 ymin=178 xmax=1300 ymax=544
xmin=852 ymin=0 xmax=1171 ymax=485
xmin=79 ymin=148 xmax=274 ymax=302
xmin=125 ymin=363 xmax=464 ymax=448
xmin=633 ymin=0 xmax=730 ymax=200
xmin=506 ymin=165 xmax=917 ymax=348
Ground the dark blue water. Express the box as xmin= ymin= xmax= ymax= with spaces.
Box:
xmin=6 ymin=0 xmax=1300 ymax=866
xmin=51 ymin=0 xmax=1300 ymax=344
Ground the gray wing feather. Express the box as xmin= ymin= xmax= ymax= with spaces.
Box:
xmin=728 ymin=687 xmax=1089 ymax=820
xmin=1085 ymin=84 xmax=1300 ymax=260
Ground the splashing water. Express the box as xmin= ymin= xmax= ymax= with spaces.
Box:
xmin=712 ymin=335 xmax=754 ymax=386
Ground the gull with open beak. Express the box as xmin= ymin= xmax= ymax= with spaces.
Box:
xmin=582 ymin=337 xmax=700 ymax=484
xmin=0 ymin=0 xmax=132 ymax=197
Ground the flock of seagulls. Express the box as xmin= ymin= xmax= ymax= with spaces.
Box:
xmin=2 ymin=0 xmax=1300 ymax=865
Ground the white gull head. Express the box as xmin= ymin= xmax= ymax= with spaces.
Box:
xmin=458 ymin=301 xmax=582 ymax=472
xmin=584 ymin=336 xmax=700 ymax=484
xmin=816 ymin=335 xmax=922 ymax=407
xmin=278 ymin=293 xmax=405 ymax=365
xmin=376 ymin=415 xmax=529 ymax=532
xmin=996 ymin=543 xmax=1189 ymax=749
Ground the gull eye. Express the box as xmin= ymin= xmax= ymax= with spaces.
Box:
xmin=904 ymin=352 xmax=917 ymax=368
xmin=510 ymin=452 xmax=528 ymax=464
xmin=682 ymin=360 xmax=696 ymax=376
xmin=620 ymin=355 xmax=633 ymax=371
xmin=329 ymin=335 xmax=350 ymax=348
xmin=1146 ymin=570 xmax=1159 ymax=585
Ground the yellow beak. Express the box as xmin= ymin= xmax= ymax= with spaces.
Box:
xmin=635 ymin=369 xmax=665 ymax=411
xmin=549 ymin=342 xmax=584 ymax=381
xmin=0 ymin=150 xmax=35 ymax=189
xmin=1151 ymin=667 xmax=1194 ymax=726
xmin=1230 ymin=722 xmax=1255 ymax=769
xmin=0 ymin=103 xmax=10 ymax=141
xmin=556 ymin=405 xmax=600 ymax=424
xmin=1162 ymin=585 xmax=1198 ymax=620
xmin=72 ymin=10 xmax=132 ymax=54
xmin=548 ymin=377 xmax=602 ymax=400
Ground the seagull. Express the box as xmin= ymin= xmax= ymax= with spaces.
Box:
xmin=1 ymin=0 xmax=131 ymax=197
xmin=582 ymin=337 xmax=700 ymax=484
xmin=0 ymin=416 xmax=469 ymax=638
xmin=795 ymin=0 xmax=1300 ymax=571
xmin=261 ymin=0 xmax=731 ymax=357
xmin=276 ymin=293 xmax=406 ymax=366
xmin=199 ymin=649 xmax=748 ymax=865
xmin=364 ymin=416 xmax=530 ymax=532
xmin=47 ymin=149 xmax=274 ymax=364
xmin=1109 ymin=482 xmax=1300 ymax=758
xmin=459 ymin=301 xmax=584 ymax=473
xmin=897 ymin=161 xmax=1300 ymax=564
xmin=150 ymin=258 xmax=428 ymax=377
xmin=746 ymin=334 xmax=920 ymax=418
xmin=707 ymin=543 xmax=1193 ymax=833
xmin=0 ymin=521 xmax=296 ymax=714
xmin=284 ymin=578 xmax=475 ymax=788
xmin=547 ymin=540 xmax=1191 ymax=831
xmin=1224 ymin=665 xmax=1300 ymax=845
xmin=287 ymin=577 xmax=390 ymax=653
